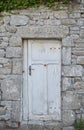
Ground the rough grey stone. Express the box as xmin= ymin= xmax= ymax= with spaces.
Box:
xmin=69 ymin=12 xmax=80 ymax=18
xmin=0 ymin=121 xmax=6 ymax=130
xmin=0 ymin=49 xmax=5 ymax=57
xmin=62 ymin=47 xmax=71 ymax=65
xmin=0 ymin=64 xmax=3 ymax=67
xmin=13 ymin=59 xmax=22 ymax=74
xmin=0 ymin=106 xmax=6 ymax=115
xmin=0 ymin=67 xmax=11 ymax=74
xmin=0 ymin=58 xmax=10 ymax=64
xmin=11 ymin=101 xmax=21 ymax=121
xmin=0 ymin=25 xmax=6 ymax=33
xmin=6 ymin=120 xmax=18 ymax=128
xmin=3 ymin=16 xmax=10 ymax=25
xmin=9 ymin=35 xmax=22 ymax=46
xmin=70 ymin=30 xmax=80 ymax=35
xmin=10 ymin=15 xmax=29 ymax=26
xmin=1 ymin=101 xmax=11 ymax=118
xmin=6 ymin=47 xmax=22 ymax=58
xmin=17 ymin=25 xmax=69 ymax=38
xmin=44 ymin=19 xmax=61 ymax=26
xmin=72 ymin=49 xmax=84 ymax=56
xmin=62 ymin=36 xmax=74 ymax=47
xmin=77 ymin=56 xmax=84 ymax=64
xmin=63 ymin=110 xmax=75 ymax=126
xmin=0 ymin=75 xmax=6 ymax=79
xmin=2 ymin=37 xmax=9 ymax=42
xmin=61 ymin=19 xmax=76 ymax=25
xmin=1 ymin=75 xmax=21 ymax=100
xmin=62 ymin=65 xmax=83 ymax=76
xmin=74 ymin=81 xmax=84 ymax=90
xmin=80 ymin=30 xmax=84 ymax=38
xmin=54 ymin=11 xmax=68 ymax=19
xmin=63 ymin=91 xmax=81 ymax=109
xmin=77 ymin=19 xmax=84 ymax=26
xmin=63 ymin=126 xmax=75 ymax=130
xmin=5 ymin=25 xmax=17 ymax=33
xmin=71 ymin=34 xmax=79 ymax=40
xmin=0 ymin=41 xmax=9 ymax=48
xmin=62 ymin=78 xmax=73 ymax=91
xmin=70 ymin=26 xmax=79 ymax=31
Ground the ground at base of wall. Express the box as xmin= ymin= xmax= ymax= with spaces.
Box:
xmin=0 ymin=125 xmax=75 ymax=130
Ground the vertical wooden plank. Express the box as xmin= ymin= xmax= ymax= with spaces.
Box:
xmin=28 ymin=41 xmax=32 ymax=117
xmin=47 ymin=64 xmax=61 ymax=119
xmin=23 ymin=40 xmax=28 ymax=120
xmin=31 ymin=65 xmax=47 ymax=115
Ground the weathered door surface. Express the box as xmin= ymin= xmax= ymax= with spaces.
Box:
xmin=27 ymin=40 xmax=61 ymax=121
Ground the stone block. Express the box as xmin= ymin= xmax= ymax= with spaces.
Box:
xmin=13 ymin=59 xmax=22 ymax=74
xmin=0 ymin=58 xmax=10 ymax=64
xmin=6 ymin=47 xmax=22 ymax=58
xmin=10 ymin=15 xmax=29 ymax=26
xmin=54 ymin=11 xmax=68 ymax=19
xmin=63 ymin=91 xmax=81 ymax=109
xmin=0 ymin=75 xmax=6 ymax=79
xmin=72 ymin=50 xmax=84 ymax=56
xmin=9 ymin=35 xmax=22 ymax=46
xmin=62 ymin=78 xmax=73 ymax=91
xmin=69 ymin=12 xmax=80 ymax=18
xmin=6 ymin=120 xmax=18 ymax=128
xmin=1 ymin=101 xmax=11 ymax=118
xmin=0 ymin=121 xmax=6 ymax=130
xmin=0 ymin=106 xmax=6 ymax=115
xmin=62 ymin=65 xmax=83 ymax=77
xmin=0 ymin=25 xmax=6 ymax=33
xmin=0 ymin=64 xmax=2 ymax=67
xmin=81 ymin=95 xmax=84 ymax=107
xmin=62 ymin=36 xmax=74 ymax=47
xmin=0 ymin=41 xmax=9 ymax=48
xmin=63 ymin=110 xmax=75 ymax=126
xmin=70 ymin=30 xmax=80 ymax=35
xmin=74 ymin=81 xmax=84 ymax=90
xmin=17 ymin=25 xmax=69 ymax=38
xmin=44 ymin=19 xmax=61 ymax=26
xmin=80 ymin=30 xmax=84 ymax=38
xmin=62 ymin=47 xmax=71 ymax=65
xmin=5 ymin=25 xmax=17 ymax=33
xmin=0 ymin=49 xmax=5 ymax=57
xmin=61 ymin=19 xmax=76 ymax=25
xmin=70 ymin=27 xmax=79 ymax=31
xmin=0 ymin=67 xmax=11 ymax=74
xmin=11 ymin=101 xmax=21 ymax=121
xmin=71 ymin=34 xmax=79 ymax=40
xmin=1 ymin=75 xmax=21 ymax=100
xmin=77 ymin=56 xmax=84 ymax=64
xmin=63 ymin=126 xmax=75 ymax=130
xmin=77 ymin=19 xmax=84 ymax=26
xmin=3 ymin=16 xmax=10 ymax=25
xmin=2 ymin=37 xmax=9 ymax=42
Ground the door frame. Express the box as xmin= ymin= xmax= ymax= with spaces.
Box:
xmin=22 ymin=39 xmax=62 ymax=123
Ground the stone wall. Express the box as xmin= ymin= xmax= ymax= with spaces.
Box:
xmin=0 ymin=2 xmax=84 ymax=130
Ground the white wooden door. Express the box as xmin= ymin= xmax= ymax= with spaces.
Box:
xmin=27 ymin=40 xmax=61 ymax=121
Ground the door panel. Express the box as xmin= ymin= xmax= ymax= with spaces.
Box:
xmin=47 ymin=64 xmax=61 ymax=116
xmin=31 ymin=65 xmax=47 ymax=115
xmin=31 ymin=41 xmax=61 ymax=63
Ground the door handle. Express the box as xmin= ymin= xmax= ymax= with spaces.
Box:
xmin=29 ymin=65 xmax=34 ymax=76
